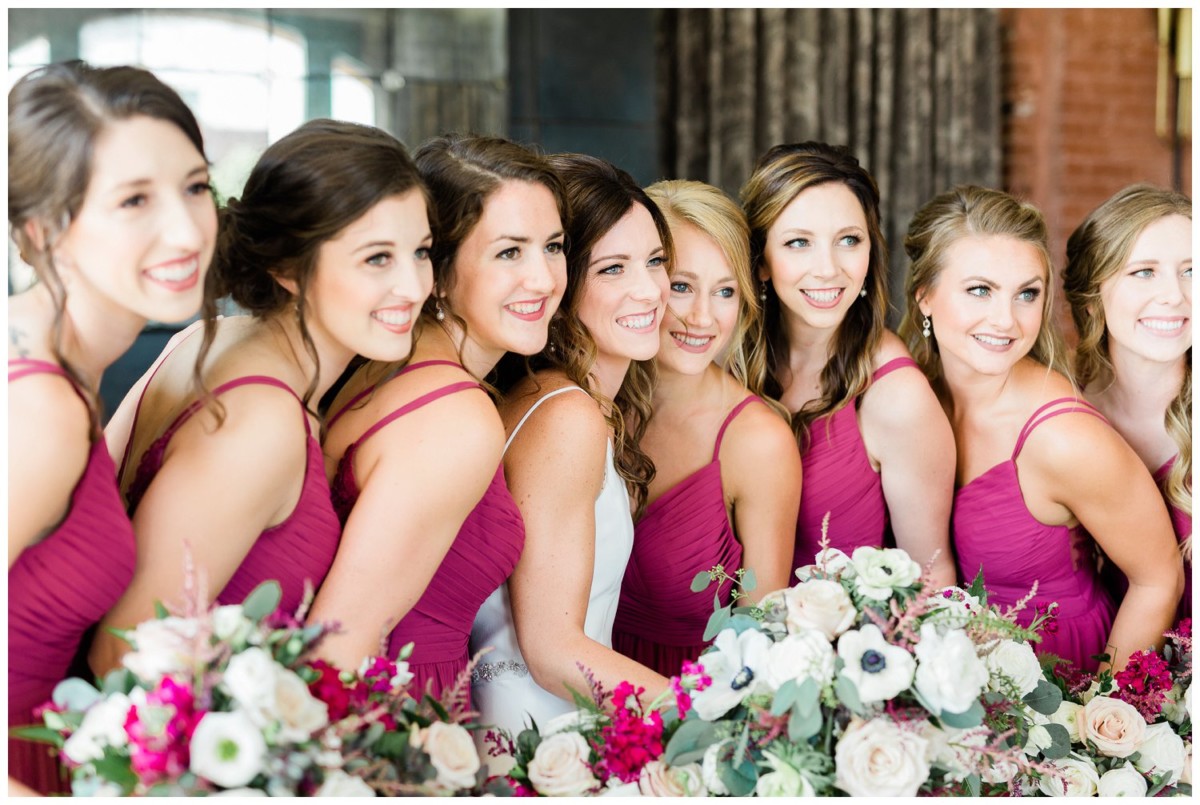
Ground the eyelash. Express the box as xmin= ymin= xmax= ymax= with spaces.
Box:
xmin=967 ymin=285 xmax=1040 ymax=302
xmin=366 ymin=252 xmax=393 ymax=267
xmin=784 ymin=235 xmax=862 ymax=248
xmin=120 ymin=181 xmax=213 ymax=209
xmin=546 ymin=241 xmax=564 ymax=255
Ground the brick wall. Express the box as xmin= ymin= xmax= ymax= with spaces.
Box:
xmin=1000 ymin=8 xmax=1191 ymax=340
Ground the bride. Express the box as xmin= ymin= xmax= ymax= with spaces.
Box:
xmin=470 ymin=154 xmax=672 ymax=750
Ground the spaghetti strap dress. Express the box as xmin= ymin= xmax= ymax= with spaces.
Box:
xmin=1154 ymin=457 xmax=1191 ymax=621
xmin=120 ymin=374 xmax=340 ymax=615
xmin=613 ymin=395 xmax=763 ymax=677
xmin=470 ymin=385 xmax=635 ymax=742
xmin=8 ymin=359 xmax=137 ymax=794
xmin=793 ymin=356 xmax=918 ymax=571
xmin=953 ymin=398 xmax=1117 ymax=670
xmin=327 ymin=360 xmax=524 ymax=703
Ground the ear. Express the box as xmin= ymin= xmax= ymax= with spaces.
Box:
xmin=914 ymin=287 xmax=932 ymax=318
xmin=22 ymin=219 xmax=49 ymax=254
xmin=757 ymin=266 xmax=771 ymax=284
xmin=272 ymin=271 xmax=299 ymax=297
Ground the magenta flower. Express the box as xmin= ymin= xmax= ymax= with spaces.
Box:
xmin=124 ymin=676 xmax=198 ymax=785
xmin=1113 ymin=648 xmax=1174 ymax=720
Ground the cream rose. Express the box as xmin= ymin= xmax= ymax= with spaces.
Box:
xmin=1037 ymin=756 xmax=1099 ymax=797
xmin=273 ymin=669 xmax=330 ymax=742
xmin=411 ymin=722 xmax=481 ymax=791
xmin=913 ymin=624 xmax=988 ymax=715
xmin=850 ymin=547 xmax=921 ymax=600
xmin=637 ymin=760 xmax=704 ymax=796
xmin=315 ymin=770 xmax=375 ymax=796
xmin=783 ymin=579 xmax=856 ymax=640
xmin=1075 ymin=696 xmax=1146 ymax=758
xmin=983 ymin=640 xmax=1043 ymax=697
xmin=1046 ymin=700 xmax=1082 ymax=743
xmin=122 ymin=616 xmax=198 ymax=680
xmin=1097 ymin=764 xmax=1149 ymax=797
xmin=527 ymin=732 xmax=598 ymax=796
xmin=1132 ymin=722 xmax=1186 ymax=785
xmin=764 ymin=629 xmax=836 ymax=691
xmin=834 ymin=717 xmax=930 ymax=797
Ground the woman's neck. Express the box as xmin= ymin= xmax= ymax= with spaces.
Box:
xmin=590 ymin=351 xmax=633 ymax=402
xmin=652 ymin=360 xmax=728 ymax=416
xmin=410 ymin=320 xmax=499 ymax=380
xmin=266 ymin=312 xmax=353 ymax=404
xmin=51 ymin=283 xmax=146 ymax=390
xmin=1092 ymin=347 xmax=1186 ymax=421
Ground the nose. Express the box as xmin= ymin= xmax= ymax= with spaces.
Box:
xmin=391 ymin=258 xmax=433 ymax=305
xmin=523 ymin=248 xmax=559 ymax=296
xmin=631 ymin=262 xmax=667 ymax=305
xmin=684 ymin=290 xmax=714 ymax=329
xmin=162 ymin=194 xmax=209 ymax=252
xmin=810 ymin=244 xmax=839 ymax=280
xmin=988 ymin=297 xmax=1016 ymax=331
xmin=1156 ymin=271 xmax=1186 ymax=306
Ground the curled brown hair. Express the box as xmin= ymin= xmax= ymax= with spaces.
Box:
xmin=1064 ymin=184 xmax=1191 ymax=521
xmin=740 ymin=142 xmax=889 ymax=449
xmin=9 ymin=60 xmax=208 ymax=436
xmin=537 ymin=153 xmax=674 ymax=516
xmin=198 ymin=118 xmax=427 ymax=419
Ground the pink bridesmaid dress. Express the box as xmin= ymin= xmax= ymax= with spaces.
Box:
xmin=953 ymin=398 xmax=1117 ymax=671
xmin=120 ymin=375 xmax=341 ymax=614
xmin=327 ymin=360 xmax=524 ymax=702
xmin=793 ymin=356 xmax=917 ymax=571
xmin=8 ymin=359 xmax=137 ymax=794
xmin=1154 ymin=457 xmax=1191 ymax=621
xmin=613 ymin=396 xmax=762 ymax=677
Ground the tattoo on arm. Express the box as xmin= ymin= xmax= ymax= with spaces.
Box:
xmin=9 ymin=326 xmax=30 ymax=359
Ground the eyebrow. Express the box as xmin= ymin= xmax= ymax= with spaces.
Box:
xmin=353 ymin=240 xmax=397 ymax=253
xmin=674 ymin=269 xmax=736 ymax=284
xmin=961 ymin=274 xmax=1045 ymax=288
xmin=110 ymin=164 xmax=209 ymax=192
xmin=491 ymin=235 xmax=531 ymax=245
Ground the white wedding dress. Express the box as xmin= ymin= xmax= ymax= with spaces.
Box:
xmin=469 ymin=385 xmax=634 ymax=754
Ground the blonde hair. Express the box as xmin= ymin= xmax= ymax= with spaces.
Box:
xmin=740 ymin=142 xmax=889 ymax=449
xmin=1064 ymin=184 xmax=1192 ymax=521
xmin=900 ymin=185 xmax=1068 ymax=389
xmin=644 ymin=179 xmax=788 ymax=421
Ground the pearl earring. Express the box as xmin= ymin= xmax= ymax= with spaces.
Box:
xmin=435 ymin=299 xmax=446 ymax=322
xmin=859 ymin=288 xmax=867 ymax=298
xmin=759 ymin=281 xmax=768 ymax=303
xmin=922 ymin=316 xmax=932 ymax=339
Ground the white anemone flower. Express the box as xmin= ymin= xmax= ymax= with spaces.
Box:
xmin=692 ymin=628 xmax=772 ymax=720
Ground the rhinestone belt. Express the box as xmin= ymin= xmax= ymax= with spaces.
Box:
xmin=471 ymin=659 xmax=531 ymax=684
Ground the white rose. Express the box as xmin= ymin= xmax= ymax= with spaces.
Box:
xmin=914 ymin=624 xmax=988 ymax=715
xmin=700 ymin=741 xmax=730 ymax=795
xmin=411 ymin=722 xmax=480 ymax=791
xmin=850 ymin=547 xmax=921 ymax=600
xmin=1024 ymin=724 xmax=1055 ymax=757
xmin=189 ymin=711 xmax=267 ymax=789
xmin=222 ymin=647 xmax=280 ymax=714
xmin=1075 ymin=696 xmax=1146 ymax=758
xmin=692 ymin=628 xmax=772 ymax=720
xmin=764 ymin=629 xmax=836 ymax=691
xmin=755 ymin=750 xmax=816 ymax=797
xmin=984 ymin=640 xmax=1043 ymax=697
xmin=637 ymin=760 xmax=705 ymax=796
xmin=1097 ymin=764 xmax=1149 ymax=797
xmin=122 ymin=617 xmax=198 ymax=680
xmin=315 ymin=769 xmax=375 ymax=796
xmin=834 ymin=717 xmax=930 ymax=797
xmin=61 ymin=693 xmax=133 ymax=764
xmin=783 ymin=580 xmax=856 ymax=640
xmin=1132 ymin=722 xmax=1187 ymax=785
xmin=837 ymin=624 xmax=916 ymax=703
xmin=794 ymin=547 xmax=855 ymax=582
xmin=1046 ymin=700 xmax=1082 ymax=743
xmin=211 ymin=605 xmax=254 ymax=645
xmin=1037 ymin=756 xmax=1099 ymax=797
xmin=272 ymin=668 xmax=330 ymax=742
xmin=527 ymin=732 xmax=598 ymax=796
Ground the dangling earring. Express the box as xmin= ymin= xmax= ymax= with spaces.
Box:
xmin=435 ymin=299 xmax=446 ymax=322
xmin=859 ymin=288 xmax=867 ymax=299
xmin=759 ymin=281 xmax=768 ymax=303
xmin=922 ymin=316 xmax=932 ymax=339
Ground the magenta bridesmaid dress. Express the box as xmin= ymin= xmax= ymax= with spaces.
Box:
xmin=1154 ymin=457 xmax=1191 ymax=621
xmin=953 ymin=398 xmax=1117 ymax=671
xmin=8 ymin=359 xmax=137 ymax=794
xmin=328 ymin=360 xmax=524 ymax=702
xmin=120 ymin=375 xmax=341 ymax=614
xmin=613 ymin=396 xmax=762 ymax=677
xmin=793 ymin=356 xmax=917 ymax=571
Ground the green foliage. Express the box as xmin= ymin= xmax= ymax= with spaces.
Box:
xmin=663 ymin=718 xmax=720 ymax=765
xmin=8 ymin=725 xmax=64 ymax=748
xmin=966 ymin=567 xmax=988 ymax=603
xmin=833 ymin=674 xmax=864 ymax=715
xmin=1022 ymin=679 xmax=1063 ymax=716
xmin=1040 ymin=723 xmax=1071 ymax=760
xmin=939 ymin=700 xmax=985 ymax=729
xmin=691 ymin=571 xmax=712 ymax=593
xmin=241 ymin=580 xmax=282 ymax=622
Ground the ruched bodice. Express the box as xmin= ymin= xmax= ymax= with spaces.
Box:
xmin=613 ymin=396 xmax=761 ymax=676
xmin=793 ymin=357 xmax=916 ymax=570
xmin=9 ymin=359 xmax=137 ymax=793
xmin=122 ymin=375 xmax=340 ymax=616
xmin=952 ymin=398 xmax=1116 ymax=671
xmin=329 ymin=360 xmax=524 ymax=701
xmin=1156 ymin=457 xmax=1190 ymax=621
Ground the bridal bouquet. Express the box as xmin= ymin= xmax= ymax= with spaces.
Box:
xmin=19 ymin=574 xmax=495 ymax=796
xmin=651 ymin=539 xmax=1065 ymax=796
xmin=1010 ymin=619 xmax=1192 ymax=796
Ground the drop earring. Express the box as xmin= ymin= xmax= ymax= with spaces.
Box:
xmin=435 ymin=299 xmax=446 ymax=322
xmin=859 ymin=288 xmax=867 ymax=298
xmin=922 ymin=316 xmax=932 ymax=339
xmin=759 ymin=281 xmax=768 ymax=303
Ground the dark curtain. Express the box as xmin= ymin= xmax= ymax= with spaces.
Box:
xmin=658 ymin=8 xmax=1002 ymax=316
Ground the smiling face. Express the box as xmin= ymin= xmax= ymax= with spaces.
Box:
xmin=51 ymin=115 xmax=217 ymax=325
xmin=657 ymin=221 xmax=740 ymax=376
xmin=761 ymin=181 xmax=870 ymax=334
xmin=303 ymin=189 xmax=434 ymax=364
xmin=918 ymin=234 xmax=1048 ymax=378
xmin=1098 ymin=213 xmax=1192 ymax=367
xmin=445 ymin=180 xmax=567 ymax=370
xmin=576 ymin=203 xmax=670 ymax=374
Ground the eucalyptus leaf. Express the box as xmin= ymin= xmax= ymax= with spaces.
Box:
xmin=1022 ymin=679 xmax=1063 ymax=716
xmin=8 ymin=725 xmax=64 ymax=747
xmin=374 ymin=730 xmax=408 ymax=760
xmin=717 ymin=755 xmax=758 ymax=797
xmin=966 ymin=774 xmax=981 ymax=797
xmin=741 ymin=568 xmax=757 ymax=592
xmin=92 ymin=753 xmax=138 ymax=792
xmin=702 ymin=605 xmax=732 ymax=642
xmin=727 ymin=613 xmax=764 ymax=635
xmin=664 ymin=718 xmax=718 ymax=765
xmin=794 ymin=677 xmax=820 ymax=718
xmin=833 ymin=674 xmax=863 ymax=715
xmin=1041 ymin=723 xmax=1070 ymax=760
xmin=691 ymin=572 xmax=712 ymax=593
xmin=241 ymin=580 xmax=282 ymax=622
xmin=771 ymin=680 xmax=799 ymax=716
xmin=50 ymin=677 xmax=101 ymax=713
xmin=939 ymin=700 xmax=985 ymax=729
xmin=787 ymin=704 xmax=822 ymax=742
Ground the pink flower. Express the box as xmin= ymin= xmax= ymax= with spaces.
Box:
xmin=305 ymin=659 xmax=366 ymax=723
xmin=1113 ymin=649 xmax=1174 ymax=720
xmin=598 ymin=684 xmax=664 ymax=783
xmin=124 ymin=676 xmax=198 ymax=785
xmin=668 ymin=676 xmax=693 ymax=720
xmin=680 ymin=660 xmax=712 ymax=692
xmin=505 ymin=776 xmax=537 ymax=797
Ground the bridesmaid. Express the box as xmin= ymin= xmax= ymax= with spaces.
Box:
xmin=1064 ymin=184 xmax=1192 ymax=620
xmin=901 ymin=184 xmax=1182 ymax=671
xmin=471 ymin=154 xmax=672 ymax=742
xmin=613 ymin=180 xmax=799 ymax=677
xmin=308 ymin=135 xmax=567 ymax=699
xmin=8 ymin=61 xmax=216 ymax=794
xmin=90 ymin=119 xmax=432 ymax=674
xmin=740 ymin=142 xmax=956 ymax=583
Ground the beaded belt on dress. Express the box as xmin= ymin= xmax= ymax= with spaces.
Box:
xmin=471 ymin=659 xmax=530 ymax=684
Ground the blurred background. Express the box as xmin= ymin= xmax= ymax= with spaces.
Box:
xmin=7 ymin=8 xmax=1192 ymax=418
